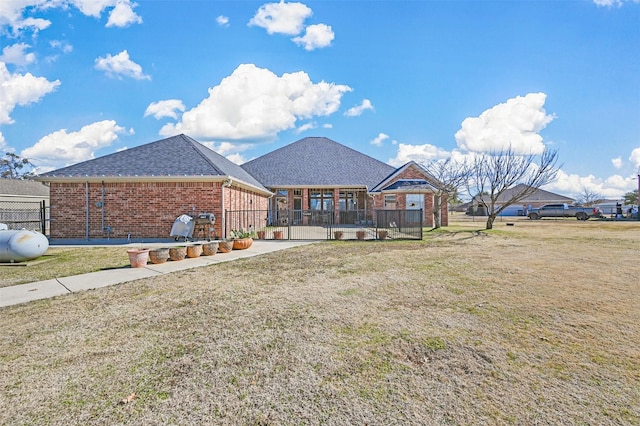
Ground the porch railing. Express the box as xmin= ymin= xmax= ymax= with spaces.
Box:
xmin=225 ymin=209 xmax=423 ymax=241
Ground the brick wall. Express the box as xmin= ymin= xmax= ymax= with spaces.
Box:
xmin=370 ymin=163 xmax=448 ymax=227
xmin=49 ymin=181 xmax=269 ymax=239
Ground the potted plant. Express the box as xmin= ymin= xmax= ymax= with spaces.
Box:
xmin=218 ymin=240 xmax=233 ymax=253
xmin=149 ymin=247 xmax=170 ymax=264
xmin=127 ymin=248 xmax=149 ymax=268
xmin=256 ymin=230 xmax=266 ymax=239
xmin=202 ymin=241 xmax=218 ymax=256
xmin=377 ymin=230 xmax=388 ymax=240
xmin=231 ymin=229 xmax=255 ymax=250
xmin=169 ymin=246 xmax=187 ymax=261
xmin=273 ymin=230 xmax=284 ymax=240
xmin=356 ymin=229 xmax=366 ymax=240
xmin=334 ymin=230 xmax=343 ymax=240
xmin=186 ymin=243 xmax=203 ymax=258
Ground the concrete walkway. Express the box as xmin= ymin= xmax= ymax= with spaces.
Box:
xmin=0 ymin=240 xmax=314 ymax=308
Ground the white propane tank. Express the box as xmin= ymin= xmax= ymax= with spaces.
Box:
xmin=0 ymin=230 xmax=49 ymax=263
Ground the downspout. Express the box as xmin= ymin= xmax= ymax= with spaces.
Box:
xmin=101 ymin=181 xmax=105 ymax=236
xmin=85 ymin=181 xmax=89 ymax=240
xmin=221 ymin=178 xmax=232 ymax=239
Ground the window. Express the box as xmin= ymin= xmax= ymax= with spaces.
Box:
xmin=339 ymin=191 xmax=358 ymax=211
xmin=310 ymin=190 xmax=334 ymax=211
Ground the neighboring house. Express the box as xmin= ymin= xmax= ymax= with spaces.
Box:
xmin=0 ymin=179 xmax=50 ymax=232
xmin=36 ymin=134 xmax=271 ymax=240
xmin=36 ymin=134 xmax=448 ymax=240
xmin=241 ymin=137 xmax=448 ymax=228
xmin=0 ymin=179 xmax=49 ymax=203
xmin=465 ymin=184 xmax=575 ymax=216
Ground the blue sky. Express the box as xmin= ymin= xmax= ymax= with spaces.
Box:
xmin=1 ymin=0 xmax=639 ymax=200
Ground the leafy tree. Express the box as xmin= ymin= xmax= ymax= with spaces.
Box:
xmin=624 ymin=189 xmax=638 ymax=206
xmin=422 ymin=158 xmax=472 ymax=228
xmin=0 ymin=153 xmax=35 ymax=179
xmin=467 ymin=147 xmax=560 ymax=230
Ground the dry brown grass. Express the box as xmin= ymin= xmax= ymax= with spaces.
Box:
xmin=1 ymin=218 xmax=639 ymax=425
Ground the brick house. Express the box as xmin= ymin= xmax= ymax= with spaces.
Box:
xmin=36 ymin=134 xmax=447 ymax=240
xmin=36 ymin=134 xmax=271 ymax=240
xmin=242 ymin=137 xmax=447 ymax=228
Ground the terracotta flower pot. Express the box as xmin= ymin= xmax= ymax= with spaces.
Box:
xmin=202 ymin=242 xmax=218 ymax=256
xmin=377 ymin=230 xmax=388 ymax=240
xmin=356 ymin=231 xmax=366 ymax=240
xmin=218 ymin=241 xmax=233 ymax=253
xmin=149 ymin=247 xmax=170 ymax=264
xmin=334 ymin=231 xmax=343 ymax=240
xmin=127 ymin=248 xmax=149 ymax=268
xmin=233 ymin=237 xmax=253 ymax=250
xmin=273 ymin=230 xmax=284 ymax=240
xmin=187 ymin=244 xmax=203 ymax=258
xmin=169 ymin=246 xmax=187 ymax=261
xmin=256 ymin=230 xmax=266 ymax=240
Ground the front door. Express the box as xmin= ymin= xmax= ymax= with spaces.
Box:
xmin=406 ymin=194 xmax=423 ymax=224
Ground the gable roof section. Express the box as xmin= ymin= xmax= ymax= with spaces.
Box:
xmin=241 ymin=137 xmax=396 ymax=188
xmin=0 ymin=179 xmax=49 ymax=197
xmin=370 ymin=161 xmax=442 ymax=193
xmin=36 ymin=134 xmax=270 ymax=193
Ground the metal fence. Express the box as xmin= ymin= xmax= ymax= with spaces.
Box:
xmin=225 ymin=209 xmax=423 ymax=241
xmin=0 ymin=200 xmax=47 ymax=233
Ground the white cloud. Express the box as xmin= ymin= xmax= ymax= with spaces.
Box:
xmin=612 ymin=157 xmax=623 ymax=169
xmin=455 ymin=92 xmax=555 ymax=154
xmin=0 ymin=1 xmax=51 ymax=35
xmin=144 ymin=100 xmax=186 ymax=120
xmin=388 ymin=143 xmax=452 ymax=167
xmin=370 ymin=133 xmax=389 ymax=147
xmin=94 ymin=50 xmax=150 ymax=80
xmin=0 ymin=43 xmax=36 ymax=66
xmin=50 ymin=40 xmax=73 ymax=54
xmin=217 ymin=15 xmax=230 ymax=26
xmin=296 ymin=122 xmax=317 ymax=133
xmin=345 ymin=99 xmax=374 ymax=117
xmin=0 ymin=132 xmax=6 ymax=150
xmin=106 ymin=1 xmax=143 ymax=27
xmin=630 ymin=147 xmax=640 ymax=168
xmin=0 ymin=62 xmax=60 ymax=125
xmin=21 ymin=120 xmax=126 ymax=169
xmin=159 ymin=63 xmax=351 ymax=140
xmin=545 ymin=169 xmax=638 ymax=199
xmin=0 ymin=1 xmax=142 ymax=35
xmin=292 ymin=23 xmax=334 ymax=50
xmin=593 ymin=0 xmax=639 ymax=6
xmin=200 ymin=140 xmax=254 ymax=164
xmin=248 ymin=1 xmax=312 ymax=35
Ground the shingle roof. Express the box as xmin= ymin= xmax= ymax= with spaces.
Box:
xmin=475 ymin=184 xmax=575 ymax=204
xmin=0 ymin=179 xmax=49 ymax=197
xmin=370 ymin=161 xmax=442 ymax=193
xmin=241 ymin=137 xmax=396 ymax=188
xmin=37 ymin=134 xmax=269 ymax=192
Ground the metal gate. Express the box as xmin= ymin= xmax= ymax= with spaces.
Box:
xmin=0 ymin=200 xmax=48 ymax=234
xmin=225 ymin=209 xmax=423 ymax=241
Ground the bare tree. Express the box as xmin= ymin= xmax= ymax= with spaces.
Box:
xmin=468 ymin=147 xmax=560 ymax=230
xmin=576 ymin=187 xmax=602 ymax=206
xmin=422 ymin=158 xmax=472 ymax=228
xmin=1 ymin=152 xmax=35 ymax=179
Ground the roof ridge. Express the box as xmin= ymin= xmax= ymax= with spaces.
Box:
xmin=180 ymin=134 xmax=226 ymax=176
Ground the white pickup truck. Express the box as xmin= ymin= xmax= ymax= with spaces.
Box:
xmin=527 ymin=204 xmax=603 ymax=221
